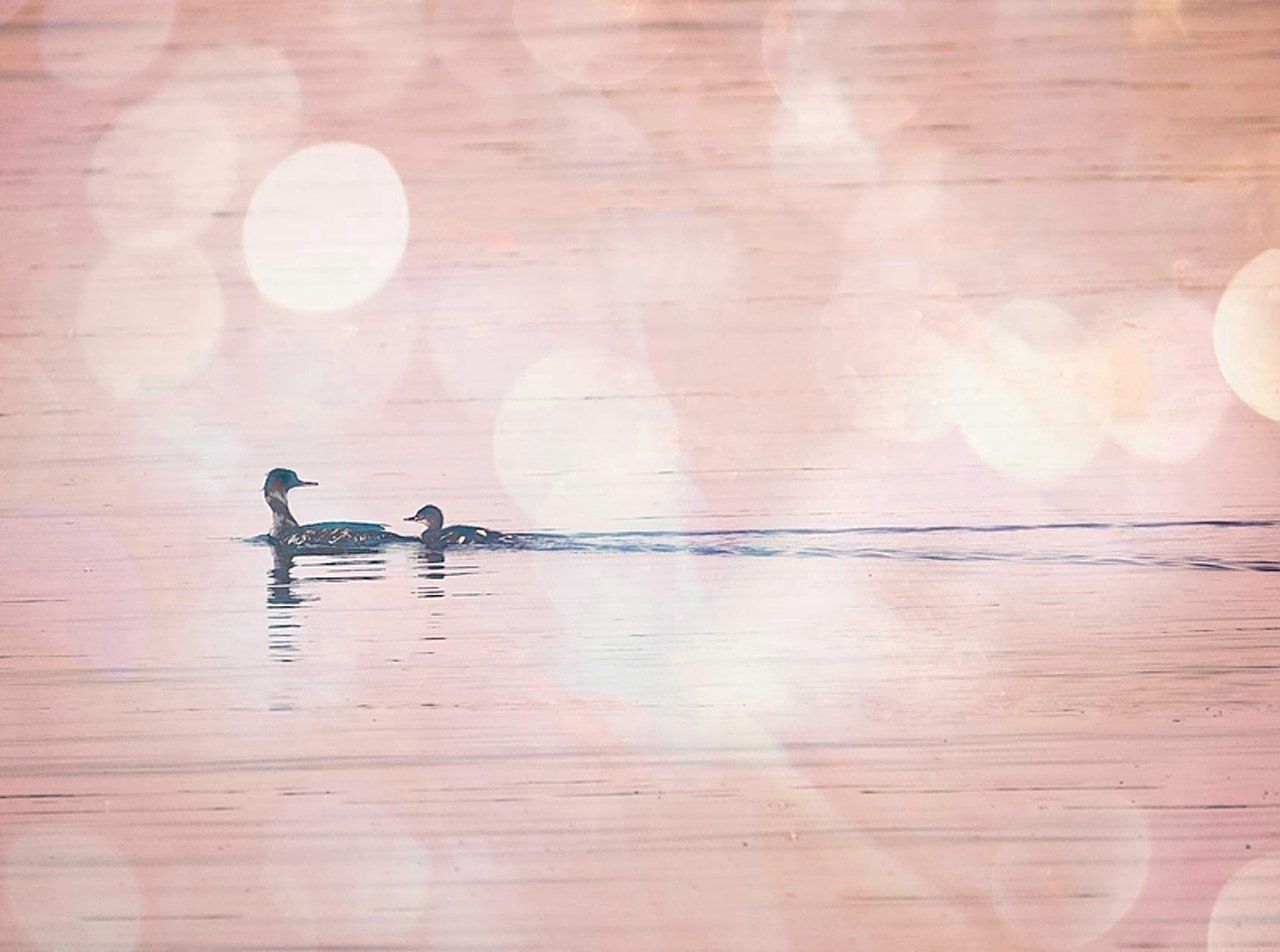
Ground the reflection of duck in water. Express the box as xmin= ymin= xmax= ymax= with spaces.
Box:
xmin=267 ymin=548 xmax=307 ymax=611
xmin=405 ymin=504 xmax=508 ymax=549
xmin=264 ymin=468 xmax=405 ymax=550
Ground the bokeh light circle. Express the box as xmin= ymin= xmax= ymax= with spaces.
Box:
xmin=1214 ymin=248 xmax=1280 ymax=420
xmin=40 ymin=0 xmax=176 ymax=89
xmin=1209 ymin=853 xmax=1280 ymax=951
xmin=512 ymin=0 xmax=678 ymax=87
xmin=243 ymin=142 xmax=410 ymax=313
xmin=956 ymin=299 xmax=1109 ymax=485
xmin=992 ymin=798 xmax=1149 ymax=949
xmin=77 ymin=243 xmax=224 ymax=398
xmin=493 ymin=348 xmax=691 ymax=530
xmin=88 ymin=89 xmax=239 ymax=247
xmin=1102 ymin=292 xmax=1229 ymax=462
xmin=3 ymin=830 xmax=141 ymax=952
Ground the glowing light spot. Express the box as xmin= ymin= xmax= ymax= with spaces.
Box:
xmin=956 ymin=299 xmax=1108 ymax=485
xmin=40 ymin=0 xmax=175 ymax=89
xmin=1209 ymin=853 xmax=1280 ymax=952
xmin=169 ymin=45 xmax=301 ymax=185
xmin=243 ymin=143 xmax=410 ymax=313
xmin=771 ymin=80 xmax=878 ymax=199
xmin=512 ymin=0 xmax=677 ymax=87
xmin=1102 ymin=292 xmax=1229 ymax=462
xmin=3 ymin=830 xmax=141 ymax=952
xmin=0 ymin=347 xmax=64 ymax=507
xmin=816 ymin=259 xmax=970 ymax=443
xmin=77 ymin=243 xmax=223 ymax=398
xmin=493 ymin=349 xmax=691 ymax=531
xmin=992 ymin=798 xmax=1149 ymax=949
xmin=1214 ymin=249 xmax=1280 ymax=421
xmin=87 ymin=89 xmax=238 ymax=247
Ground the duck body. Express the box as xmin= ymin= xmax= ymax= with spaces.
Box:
xmin=275 ymin=520 xmax=404 ymax=550
xmin=420 ymin=524 xmax=507 ymax=549
xmin=406 ymin=504 xmax=510 ymax=550
xmin=263 ymin=468 xmax=409 ymax=552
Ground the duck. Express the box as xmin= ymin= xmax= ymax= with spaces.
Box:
xmin=404 ymin=504 xmax=508 ymax=549
xmin=263 ymin=468 xmax=405 ymax=550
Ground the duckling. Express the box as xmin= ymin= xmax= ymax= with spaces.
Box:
xmin=404 ymin=504 xmax=507 ymax=549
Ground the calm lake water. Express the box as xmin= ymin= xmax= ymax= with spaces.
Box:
xmin=4 ymin=508 xmax=1279 ymax=950
xmin=6 ymin=0 xmax=1280 ymax=947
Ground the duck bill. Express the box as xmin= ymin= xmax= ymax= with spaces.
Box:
xmin=297 ymin=480 xmax=318 ymax=487
xmin=403 ymin=516 xmax=420 ymax=522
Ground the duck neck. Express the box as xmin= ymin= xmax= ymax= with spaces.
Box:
xmin=267 ymin=491 xmax=299 ymax=539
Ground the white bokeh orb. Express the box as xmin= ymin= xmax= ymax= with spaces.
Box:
xmin=77 ymin=243 xmax=224 ymax=398
xmin=1209 ymin=853 xmax=1280 ymax=952
xmin=816 ymin=258 xmax=969 ymax=443
xmin=512 ymin=0 xmax=677 ymax=88
xmin=1214 ymin=248 xmax=1280 ymax=420
xmin=956 ymin=299 xmax=1109 ymax=485
xmin=88 ymin=89 xmax=239 ymax=247
xmin=992 ymin=798 xmax=1149 ymax=949
xmin=3 ymin=830 xmax=141 ymax=952
xmin=1102 ymin=292 xmax=1230 ymax=462
xmin=493 ymin=349 xmax=691 ymax=531
xmin=243 ymin=142 xmax=410 ymax=313
xmin=40 ymin=0 xmax=175 ymax=89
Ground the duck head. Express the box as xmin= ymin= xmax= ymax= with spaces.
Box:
xmin=405 ymin=504 xmax=444 ymax=533
xmin=263 ymin=468 xmax=318 ymax=497
xmin=263 ymin=468 xmax=317 ymax=537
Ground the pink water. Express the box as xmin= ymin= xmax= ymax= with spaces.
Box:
xmin=5 ymin=0 xmax=1280 ymax=948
